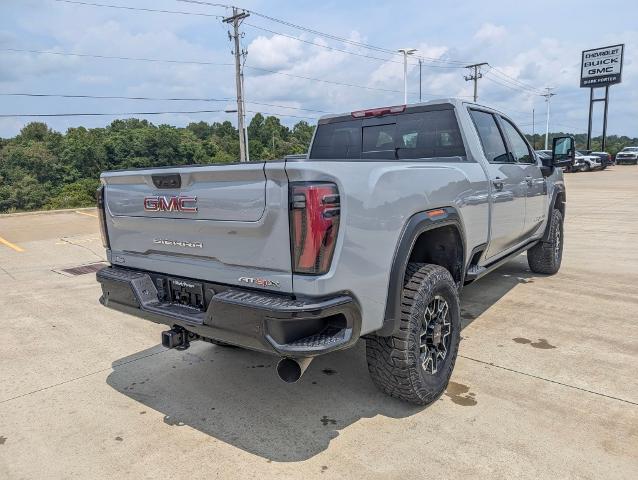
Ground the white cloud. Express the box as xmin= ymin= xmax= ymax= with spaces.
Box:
xmin=0 ymin=1 xmax=636 ymax=137
xmin=474 ymin=23 xmax=507 ymax=42
xmin=246 ymin=34 xmax=305 ymax=70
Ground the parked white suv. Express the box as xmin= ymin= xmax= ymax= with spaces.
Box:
xmin=615 ymin=147 xmax=638 ymax=165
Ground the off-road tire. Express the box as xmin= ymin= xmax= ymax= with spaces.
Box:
xmin=366 ymin=264 xmax=461 ymax=405
xmin=527 ymin=208 xmax=563 ymax=274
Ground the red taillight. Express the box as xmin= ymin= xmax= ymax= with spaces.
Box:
xmin=351 ymin=105 xmax=405 ymax=118
xmin=96 ymin=185 xmax=110 ymax=249
xmin=289 ymin=182 xmax=340 ymax=275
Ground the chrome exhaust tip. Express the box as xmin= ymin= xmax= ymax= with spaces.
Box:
xmin=276 ymin=357 xmax=313 ymax=383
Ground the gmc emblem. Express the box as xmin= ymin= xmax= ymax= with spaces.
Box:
xmin=144 ymin=195 xmax=198 ymax=213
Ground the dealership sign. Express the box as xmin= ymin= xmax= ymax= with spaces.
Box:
xmin=580 ymin=44 xmax=624 ymax=88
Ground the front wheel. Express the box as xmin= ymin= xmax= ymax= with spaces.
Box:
xmin=527 ymin=208 xmax=564 ymax=274
xmin=366 ymin=264 xmax=461 ymax=405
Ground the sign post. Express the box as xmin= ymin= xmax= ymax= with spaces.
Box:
xmin=580 ymin=44 xmax=624 ymax=151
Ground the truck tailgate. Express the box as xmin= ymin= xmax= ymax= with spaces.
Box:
xmin=101 ymin=162 xmax=292 ymax=292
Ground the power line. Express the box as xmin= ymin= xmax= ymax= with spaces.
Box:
xmin=0 ymin=93 xmax=332 ymax=113
xmin=0 ymin=110 xmax=225 ymax=118
xmin=487 ymin=65 xmax=544 ymax=94
xmin=246 ymin=65 xmax=415 ymax=95
xmin=1 ymin=48 xmax=416 ymax=95
xmin=243 ymin=23 xmax=463 ymax=69
xmin=52 ymin=0 xmax=224 ymax=18
xmin=52 ymin=0 xmax=464 ymax=69
xmin=1 ymin=47 xmax=234 ymax=67
xmin=484 ymin=67 xmax=545 ymax=96
xmin=483 ymin=73 xmax=541 ymax=96
xmin=176 ymin=0 xmax=470 ymax=67
xmin=0 ymin=109 xmax=317 ymax=119
xmin=245 ymin=23 xmax=405 ymax=68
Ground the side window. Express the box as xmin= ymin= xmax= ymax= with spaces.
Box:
xmin=501 ymin=118 xmax=533 ymax=164
xmin=469 ymin=110 xmax=510 ymax=163
xmin=309 ymin=120 xmax=361 ymax=159
xmin=395 ymin=109 xmax=466 ymax=159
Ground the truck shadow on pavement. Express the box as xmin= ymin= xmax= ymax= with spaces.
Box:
xmin=106 ymin=255 xmax=538 ymax=462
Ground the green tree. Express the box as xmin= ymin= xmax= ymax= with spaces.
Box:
xmin=0 ymin=115 xmax=319 ymax=213
xmin=45 ymin=178 xmax=100 ymax=210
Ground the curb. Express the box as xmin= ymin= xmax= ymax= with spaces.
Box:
xmin=0 ymin=207 xmax=97 ymax=218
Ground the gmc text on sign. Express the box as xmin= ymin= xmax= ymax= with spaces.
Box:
xmin=580 ymin=44 xmax=624 ymax=88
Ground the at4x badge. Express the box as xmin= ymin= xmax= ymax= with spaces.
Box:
xmin=238 ymin=277 xmax=281 ymax=288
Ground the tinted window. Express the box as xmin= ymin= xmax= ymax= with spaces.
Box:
xmin=395 ymin=110 xmax=466 ymax=159
xmin=501 ymin=118 xmax=533 ymax=163
xmin=309 ymin=108 xmax=466 ymax=160
xmin=469 ymin=110 xmax=510 ymax=163
xmin=362 ymin=123 xmax=396 ymax=155
xmin=309 ymin=120 xmax=361 ymax=159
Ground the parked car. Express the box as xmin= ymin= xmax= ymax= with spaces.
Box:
xmin=590 ymin=151 xmax=612 ymax=168
xmin=576 ymin=150 xmax=602 ymax=171
xmin=95 ymin=99 xmax=573 ymax=405
xmin=537 ymin=149 xmax=582 ymax=172
xmin=615 ymin=147 xmax=638 ymax=165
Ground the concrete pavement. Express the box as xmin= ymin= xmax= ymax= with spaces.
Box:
xmin=0 ymin=168 xmax=636 ymax=479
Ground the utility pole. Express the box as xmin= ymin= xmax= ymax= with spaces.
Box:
xmin=418 ymin=59 xmax=422 ymax=102
xmin=397 ymin=48 xmax=417 ymax=104
xmin=532 ymin=107 xmax=535 ymax=149
xmin=541 ymin=87 xmax=555 ymax=150
xmin=464 ymin=62 xmax=488 ymax=102
xmin=241 ymin=70 xmax=249 ymax=161
xmin=224 ymin=7 xmax=250 ymax=162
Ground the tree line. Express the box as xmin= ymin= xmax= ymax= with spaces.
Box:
xmin=0 ymin=115 xmax=635 ymax=213
xmin=0 ymin=114 xmax=314 ymax=213
xmin=524 ymin=132 xmax=637 ymax=154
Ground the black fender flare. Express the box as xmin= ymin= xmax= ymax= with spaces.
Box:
xmin=542 ymin=184 xmax=566 ymax=242
xmin=376 ymin=207 xmax=466 ymax=337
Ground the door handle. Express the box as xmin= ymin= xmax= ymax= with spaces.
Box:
xmin=525 ymin=175 xmax=533 ymax=186
xmin=492 ymin=178 xmax=504 ymax=191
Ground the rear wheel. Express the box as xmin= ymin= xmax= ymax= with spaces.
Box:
xmin=528 ymin=208 xmax=563 ymax=274
xmin=366 ymin=264 xmax=460 ymax=405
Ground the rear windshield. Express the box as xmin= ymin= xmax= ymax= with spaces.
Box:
xmin=309 ymin=109 xmax=466 ymax=160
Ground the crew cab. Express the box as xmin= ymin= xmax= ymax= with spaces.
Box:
xmin=96 ymin=99 xmax=574 ymax=405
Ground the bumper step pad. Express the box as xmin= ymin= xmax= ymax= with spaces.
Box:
xmin=96 ymin=266 xmax=361 ymax=356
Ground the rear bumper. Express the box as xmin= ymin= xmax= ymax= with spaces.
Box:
xmin=96 ymin=266 xmax=361 ymax=357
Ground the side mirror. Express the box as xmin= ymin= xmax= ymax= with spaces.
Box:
xmin=552 ymin=136 xmax=575 ymax=168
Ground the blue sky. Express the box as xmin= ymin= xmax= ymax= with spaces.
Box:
xmin=0 ymin=0 xmax=636 ymax=139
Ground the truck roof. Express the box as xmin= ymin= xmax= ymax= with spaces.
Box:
xmin=317 ymin=97 xmax=506 ymax=124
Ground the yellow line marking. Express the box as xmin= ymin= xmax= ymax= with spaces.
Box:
xmin=0 ymin=235 xmax=24 ymax=252
xmin=75 ymin=210 xmax=98 ymax=218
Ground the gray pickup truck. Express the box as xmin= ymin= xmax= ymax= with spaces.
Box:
xmin=96 ymin=99 xmax=574 ymax=405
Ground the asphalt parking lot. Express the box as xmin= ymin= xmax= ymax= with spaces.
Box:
xmin=0 ymin=167 xmax=637 ymax=479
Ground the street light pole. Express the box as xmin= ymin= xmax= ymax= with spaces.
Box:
xmin=418 ymin=58 xmax=422 ymax=102
xmin=397 ymin=48 xmax=417 ymax=104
